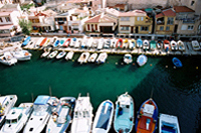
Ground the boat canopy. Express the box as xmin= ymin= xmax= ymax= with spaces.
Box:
xmin=34 ymin=95 xmax=50 ymax=105
xmin=143 ymin=104 xmax=154 ymax=116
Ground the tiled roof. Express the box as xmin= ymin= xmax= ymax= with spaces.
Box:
xmin=85 ymin=14 xmax=116 ymax=23
xmin=0 ymin=11 xmax=12 ymax=17
xmin=173 ymin=6 xmax=194 ymax=13
xmin=0 ymin=4 xmax=18 ymax=9
xmin=85 ymin=15 xmax=101 ymax=23
xmin=119 ymin=10 xmax=146 ymax=17
xmin=156 ymin=9 xmax=176 ymax=18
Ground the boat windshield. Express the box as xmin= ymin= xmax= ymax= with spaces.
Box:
xmin=33 ymin=105 xmax=49 ymax=116
xmin=6 ymin=119 xmax=18 ymax=124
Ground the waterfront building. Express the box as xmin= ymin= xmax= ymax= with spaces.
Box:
xmin=155 ymin=8 xmax=176 ymax=35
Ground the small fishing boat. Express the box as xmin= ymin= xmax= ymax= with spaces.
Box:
xmin=163 ymin=40 xmax=170 ymax=52
xmin=159 ymin=114 xmax=180 ymax=133
xmin=92 ymin=100 xmax=114 ymax=133
xmin=157 ymin=40 xmax=163 ymax=49
xmin=123 ymin=54 xmax=132 ymax=64
xmin=71 ymin=93 xmax=93 ymax=133
xmin=191 ymin=40 xmax=200 ymax=50
xmin=63 ymin=38 xmax=71 ymax=47
xmin=47 ymin=51 xmax=58 ymax=59
xmin=92 ymin=39 xmax=99 ymax=48
xmin=46 ymin=97 xmax=76 ymax=133
xmin=74 ymin=39 xmax=82 ymax=48
xmin=0 ymin=95 xmax=18 ymax=126
xmin=78 ymin=52 xmax=90 ymax=64
xmin=53 ymin=40 xmax=60 ymax=47
xmin=135 ymin=98 xmax=158 ymax=133
xmin=81 ymin=37 xmax=87 ymax=48
xmin=21 ymin=36 xmax=31 ymax=47
xmin=104 ymin=39 xmax=111 ymax=49
xmin=87 ymin=37 xmax=93 ymax=48
xmin=111 ymin=38 xmax=117 ymax=48
xmin=143 ymin=40 xmax=150 ymax=50
xmin=0 ymin=52 xmax=17 ymax=66
xmin=177 ymin=40 xmax=185 ymax=51
xmin=113 ymin=92 xmax=134 ymax=133
xmin=43 ymin=38 xmax=51 ymax=47
xmin=65 ymin=51 xmax=74 ymax=61
xmin=136 ymin=38 xmax=143 ymax=48
xmin=1 ymin=103 xmax=33 ymax=133
xmin=150 ymin=40 xmax=156 ymax=50
xmin=56 ymin=51 xmax=66 ymax=59
xmin=12 ymin=48 xmax=32 ymax=61
xmin=59 ymin=38 xmax=66 ymax=47
xmin=170 ymin=40 xmax=178 ymax=51
xmin=123 ymin=39 xmax=129 ymax=49
xmin=34 ymin=37 xmax=44 ymax=49
xmin=97 ymin=38 xmax=104 ymax=50
xmin=172 ymin=57 xmax=182 ymax=68
xmin=88 ymin=53 xmax=98 ymax=63
xmin=70 ymin=38 xmax=76 ymax=47
xmin=23 ymin=95 xmax=60 ymax=133
xmin=116 ymin=38 xmax=123 ymax=48
xmin=51 ymin=36 xmax=58 ymax=46
xmin=39 ymin=37 xmax=47 ymax=47
xmin=137 ymin=54 xmax=148 ymax=67
xmin=96 ymin=52 xmax=108 ymax=64
xmin=129 ymin=39 xmax=136 ymax=50
xmin=41 ymin=47 xmax=52 ymax=58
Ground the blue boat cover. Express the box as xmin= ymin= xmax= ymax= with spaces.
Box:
xmin=172 ymin=57 xmax=182 ymax=68
xmin=96 ymin=101 xmax=113 ymax=130
xmin=73 ymin=38 xmax=76 ymax=41
xmin=137 ymin=39 xmax=143 ymax=46
xmin=22 ymin=36 xmax=31 ymax=46
xmin=34 ymin=95 xmax=50 ymax=105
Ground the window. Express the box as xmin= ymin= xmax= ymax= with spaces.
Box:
xmin=87 ymin=24 xmax=90 ymax=31
xmin=5 ymin=17 xmax=10 ymax=22
xmin=141 ymin=17 xmax=144 ymax=21
xmin=137 ymin=17 xmax=140 ymax=21
xmin=160 ymin=26 xmax=164 ymax=31
xmin=95 ymin=24 xmax=98 ymax=31
xmin=167 ymin=17 xmax=174 ymax=25
xmin=166 ymin=26 xmax=170 ymax=31
xmin=181 ymin=25 xmax=187 ymax=30
xmin=141 ymin=26 xmax=148 ymax=31
xmin=121 ymin=17 xmax=129 ymax=21
xmin=188 ymin=25 xmax=194 ymax=30
xmin=59 ymin=25 xmax=63 ymax=30
xmin=191 ymin=1 xmax=195 ymax=6
xmin=0 ymin=18 xmax=2 ymax=22
xmin=121 ymin=26 xmax=129 ymax=31
xmin=55 ymin=18 xmax=58 ymax=21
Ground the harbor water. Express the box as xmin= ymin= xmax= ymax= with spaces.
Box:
xmin=0 ymin=50 xmax=201 ymax=133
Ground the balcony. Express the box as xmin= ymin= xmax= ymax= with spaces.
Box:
xmin=157 ymin=21 xmax=164 ymax=25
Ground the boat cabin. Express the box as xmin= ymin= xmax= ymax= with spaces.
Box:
xmin=5 ymin=108 xmax=22 ymax=124
xmin=0 ymin=96 xmax=13 ymax=116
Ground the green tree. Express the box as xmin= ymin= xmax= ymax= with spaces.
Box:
xmin=18 ymin=19 xmax=32 ymax=35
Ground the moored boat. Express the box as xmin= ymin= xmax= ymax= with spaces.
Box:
xmin=65 ymin=51 xmax=74 ymax=61
xmin=53 ymin=40 xmax=60 ymax=47
xmin=170 ymin=40 xmax=178 ymax=51
xmin=113 ymin=92 xmax=134 ymax=133
xmin=172 ymin=57 xmax=182 ymax=68
xmin=92 ymin=100 xmax=114 ymax=133
xmin=71 ymin=93 xmax=93 ymax=133
xmin=41 ymin=47 xmax=52 ymax=58
xmin=191 ymin=40 xmax=200 ymax=51
xmin=163 ymin=40 xmax=170 ymax=52
xmin=1 ymin=103 xmax=33 ymax=133
xmin=104 ymin=39 xmax=111 ymax=49
xmin=96 ymin=52 xmax=107 ymax=64
xmin=135 ymin=98 xmax=158 ymax=133
xmin=12 ymin=48 xmax=32 ymax=61
xmin=22 ymin=36 xmax=31 ymax=47
xmin=143 ymin=40 xmax=150 ymax=50
xmin=63 ymin=38 xmax=71 ymax=47
xmin=34 ymin=37 xmax=44 ymax=49
xmin=150 ymin=40 xmax=156 ymax=51
xmin=136 ymin=38 xmax=143 ymax=48
xmin=122 ymin=39 xmax=129 ymax=49
xmin=74 ymin=39 xmax=82 ymax=48
xmin=157 ymin=40 xmax=163 ymax=49
xmin=129 ymin=39 xmax=136 ymax=50
xmin=159 ymin=114 xmax=180 ymax=133
xmin=88 ymin=53 xmax=98 ymax=63
xmin=56 ymin=51 xmax=66 ymax=59
xmin=137 ymin=54 xmax=148 ymax=67
xmin=39 ymin=37 xmax=47 ymax=47
xmin=46 ymin=97 xmax=76 ymax=133
xmin=116 ymin=38 xmax=123 ymax=48
xmin=177 ymin=40 xmax=185 ymax=51
xmin=78 ymin=52 xmax=90 ymax=64
xmin=123 ymin=54 xmax=132 ymax=64
xmin=0 ymin=95 xmax=18 ymax=126
xmin=47 ymin=51 xmax=58 ymax=59
xmin=70 ymin=38 xmax=76 ymax=47
xmin=43 ymin=38 xmax=51 ymax=47
xmin=97 ymin=38 xmax=104 ymax=50
xmin=0 ymin=52 xmax=17 ymax=66
xmin=59 ymin=38 xmax=66 ymax=47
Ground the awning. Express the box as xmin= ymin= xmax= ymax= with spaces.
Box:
xmin=0 ymin=25 xmax=14 ymax=30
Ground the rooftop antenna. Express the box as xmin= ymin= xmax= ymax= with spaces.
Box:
xmin=49 ymin=86 xmax=52 ymax=96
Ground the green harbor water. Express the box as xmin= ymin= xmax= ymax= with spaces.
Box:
xmin=0 ymin=50 xmax=201 ymax=133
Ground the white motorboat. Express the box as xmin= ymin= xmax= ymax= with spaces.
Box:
xmin=46 ymin=97 xmax=76 ymax=133
xmin=92 ymin=39 xmax=99 ymax=48
xmin=47 ymin=51 xmax=58 ymax=59
xmin=70 ymin=38 xmax=77 ymax=47
xmin=88 ymin=53 xmax=98 ymax=63
xmin=96 ymin=52 xmax=107 ymax=64
xmin=129 ymin=39 xmax=136 ymax=50
xmin=137 ymin=54 xmax=148 ymax=67
xmin=177 ymin=40 xmax=185 ymax=51
xmin=74 ymin=39 xmax=82 ymax=48
xmin=1 ymin=103 xmax=33 ymax=133
xmin=143 ymin=40 xmax=149 ymax=50
xmin=71 ymin=93 xmax=93 ymax=133
xmin=159 ymin=113 xmax=180 ymax=133
xmin=0 ymin=52 xmax=17 ymax=66
xmin=192 ymin=40 xmax=200 ymax=50
xmin=92 ymin=100 xmax=114 ymax=133
xmin=113 ymin=92 xmax=134 ymax=133
xmin=104 ymin=39 xmax=111 ymax=49
xmin=122 ymin=39 xmax=129 ymax=49
xmin=41 ymin=47 xmax=52 ymax=58
xmin=34 ymin=37 xmax=44 ymax=49
xmin=65 ymin=51 xmax=74 ymax=61
xmin=12 ymin=48 xmax=32 ymax=61
xmin=78 ymin=52 xmax=90 ymax=64
xmin=0 ymin=95 xmax=18 ymax=126
xmin=23 ymin=95 xmax=59 ymax=133
xmin=56 ymin=51 xmax=66 ymax=59
xmin=87 ymin=37 xmax=93 ymax=48
xmin=123 ymin=54 xmax=132 ymax=64
xmin=170 ymin=40 xmax=178 ymax=51
xmin=97 ymin=38 xmax=104 ymax=50
xmin=110 ymin=38 xmax=117 ymax=48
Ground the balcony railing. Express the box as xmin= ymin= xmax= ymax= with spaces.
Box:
xmin=157 ymin=21 xmax=164 ymax=25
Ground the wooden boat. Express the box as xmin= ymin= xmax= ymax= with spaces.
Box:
xmin=143 ymin=40 xmax=150 ymax=50
xmin=191 ymin=40 xmax=200 ymax=50
xmin=87 ymin=37 xmax=93 ymax=48
xmin=39 ymin=37 xmax=47 ymax=47
xmin=116 ymin=38 xmax=123 ymax=48
xmin=22 ymin=36 xmax=31 ymax=47
xmin=56 ymin=51 xmax=66 ymax=59
xmin=122 ymin=39 xmax=129 ymax=49
xmin=136 ymin=38 xmax=143 ymax=48
xmin=0 ymin=52 xmax=18 ymax=66
xmin=177 ymin=40 xmax=185 ymax=51
xmin=157 ymin=40 xmax=163 ymax=49
xmin=34 ymin=37 xmax=44 ymax=49
xmin=170 ymin=40 xmax=178 ymax=51
xmin=65 ymin=51 xmax=74 ymax=61
xmin=129 ymin=39 xmax=136 ymax=50
xmin=96 ymin=52 xmax=108 ymax=64
xmin=113 ymin=92 xmax=134 ymax=133
xmin=53 ymin=40 xmax=60 ymax=47
xmin=137 ymin=54 xmax=148 ymax=67
xmin=163 ymin=40 xmax=170 ymax=52
xmin=97 ymin=38 xmax=104 ymax=50
xmin=47 ymin=51 xmax=58 ymax=59
xmin=78 ymin=52 xmax=90 ymax=64
xmin=159 ymin=114 xmax=180 ymax=133
xmin=135 ymin=98 xmax=158 ymax=133
xmin=41 ymin=47 xmax=52 ymax=58
xmin=88 ymin=53 xmax=98 ymax=63
xmin=172 ymin=57 xmax=182 ymax=68
xmin=123 ymin=54 xmax=132 ymax=64
xmin=46 ymin=97 xmax=76 ymax=133
xmin=63 ymin=38 xmax=71 ymax=47
xmin=70 ymin=38 xmax=76 ymax=47
xmin=74 ymin=39 xmax=82 ymax=48
xmin=92 ymin=100 xmax=114 ymax=133
xmin=150 ymin=40 xmax=156 ymax=50
xmin=104 ymin=39 xmax=111 ymax=49
xmin=43 ymin=38 xmax=51 ymax=47
xmin=92 ymin=39 xmax=98 ymax=48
